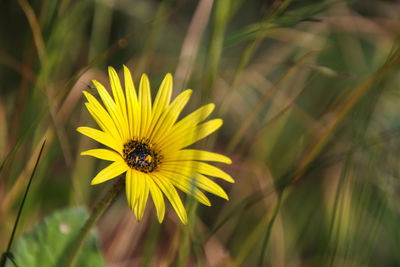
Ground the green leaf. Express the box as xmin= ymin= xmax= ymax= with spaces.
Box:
xmin=7 ymin=207 xmax=104 ymax=267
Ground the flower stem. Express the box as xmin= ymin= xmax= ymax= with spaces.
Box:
xmin=61 ymin=178 xmax=124 ymax=267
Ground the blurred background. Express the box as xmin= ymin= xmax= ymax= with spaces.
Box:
xmin=1 ymin=0 xmax=400 ymax=266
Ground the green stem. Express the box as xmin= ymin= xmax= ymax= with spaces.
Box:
xmin=61 ymin=178 xmax=124 ymax=267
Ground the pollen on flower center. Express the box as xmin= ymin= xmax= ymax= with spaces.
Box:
xmin=123 ymin=139 xmax=161 ymax=173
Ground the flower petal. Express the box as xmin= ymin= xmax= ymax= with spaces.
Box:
xmin=157 ymin=103 xmax=214 ymax=147
xmin=108 ymin=67 xmax=128 ymax=125
xmin=146 ymin=73 xmax=172 ymax=137
xmin=160 ymin=169 xmax=229 ymax=200
xmin=152 ymin=173 xmax=187 ymax=224
xmin=91 ymin=160 xmax=128 ymax=185
xmin=133 ymin=172 xmax=149 ymax=221
xmin=162 ymin=171 xmax=211 ymax=206
xmin=83 ymin=91 xmax=121 ymax=140
xmin=126 ymin=169 xmax=138 ymax=210
xmin=192 ymin=174 xmax=229 ymax=200
xmin=175 ymin=103 xmax=215 ymax=128
xmin=160 ymin=119 xmax=223 ymax=152
xmin=123 ymin=65 xmax=140 ymax=138
xmin=93 ymin=80 xmax=129 ymax=142
xmin=164 ymin=149 xmax=231 ymax=164
xmin=77 ymin=127 xmax=122 ymax=154
xmin=81 ymin=149 xmax=122 ymax=161
xmin=139 ymin=74 xmax=152 ymax=139
xmin=150 ymin=90 xmax=192 ymax=144
xmin=160 ymin=161 xmax=234 ymax=183
xmin=147 ymin=174 xmax=165 ymax=223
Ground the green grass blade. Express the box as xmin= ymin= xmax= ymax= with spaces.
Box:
xmin=0 ymin=140 xmax=46 ymax=267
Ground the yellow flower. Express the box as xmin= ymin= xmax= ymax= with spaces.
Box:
xmin=77 ymin=66 xmax=234 ymax=224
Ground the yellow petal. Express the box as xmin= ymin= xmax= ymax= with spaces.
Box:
xmin=161 ymin=119 xmax=222 ymax=152
xmin=170 ymin=103 xmax=215 ymax=131
xmin=85 ymin=103 xmax=109 ymax=135
xmin=192 ymin=174 xmax=229 ymax=200
xmin=175 ymin=103 xmax=215 ymax=128
xmin=146 ymin=73 xmax=172 ymax=137
xmin=147 ymin=174 xmax=165 ymax=223
xmin=83 ymin=91 xmax=121 ymax=140
xmin=150 ymin=90 xmax=192 ymax=143
xmin=160 ymin=161 xmax=234 ymax=183
xmin=154 ymin=73 xmax=173 ymax=111
xmin=133 ymin=172 xmax=149 ymax=221
xmin=77 ymin=127 xmax=122 ymax=154
xmin=93 ymin=80 xmax=129 ymax=142
xmin=162 ymin=171 xmax=211 ymax=206
xmin=157 ymin=103 xmax=214 ymax=147
xmin=125 ymin=171 xmax=132 ymax=209
xmin=127 ymin=170 xmax=142 ymax=210
xmin=161 ymin=170 xmax=229 ymax=200
xmin=81 ymin=149 xmax=122 ymax=160
xmin=152 ymin=173 xmax=187 ymax=224
xmin=139 ymin=74 xmax=152 ymax=139
xmin=123 ymin=65 xmax=139 ymax=138
xmin=108 ymin=67 xmax=128 ymax=124
xmin=91 ymin=160 xmax=128 ymax=185
xmin=125 ymin=170 xmax=135 ymax=210
xmin=164 ymin=149 xmax=231 ymax=164
xmin=196 ymin=162 xmax=234 ymax=183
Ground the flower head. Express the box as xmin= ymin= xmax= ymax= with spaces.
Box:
xmin=77 ymin=66 xmax=234 ymax=224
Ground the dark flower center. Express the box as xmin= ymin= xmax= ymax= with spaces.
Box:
xmin=123 ymin=139 xmax=160 ymax=173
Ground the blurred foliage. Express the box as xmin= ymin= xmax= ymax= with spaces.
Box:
xmin=1 ymin=0 xmax=400 ymax=266
xmin=6 ymin=208 xmax=104 ymax=267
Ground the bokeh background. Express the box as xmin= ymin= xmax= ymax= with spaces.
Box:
xmin=2 ymin=0 xmax=400 ymax=266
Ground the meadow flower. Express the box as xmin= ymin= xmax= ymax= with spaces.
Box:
xmin=77 ymin=66 xmax=234 ymax=224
